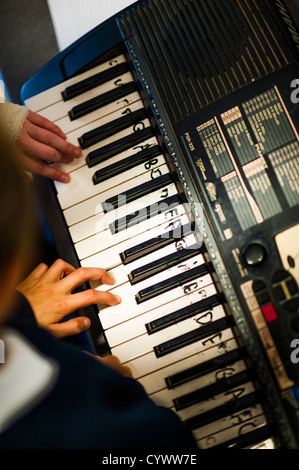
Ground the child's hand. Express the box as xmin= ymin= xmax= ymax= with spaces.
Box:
xmin=89 ymin=354 xmax=133 ymax=379
xmin=17 ymin=259 xmax=121 ymax=338
xmin=16 ymin=110 xmax=82 ymax=183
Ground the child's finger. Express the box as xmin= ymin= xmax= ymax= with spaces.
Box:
xmin=61 ymin=267 xmax=116 ymax=292
xmin=43 ymin=258 xmax=76 ymax=281
xmin=27 ymin=110 xmax=67 ymax=139
xmin=49 ymin=316 xmax=91 ymax=338
xmin=23 ymin=263 xmax=49 ymax=281
xmin=65 ymin=289 xmax=121 ymax=312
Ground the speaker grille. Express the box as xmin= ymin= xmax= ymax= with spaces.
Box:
xmin=119 ymin=0 xmax=293 ymax=123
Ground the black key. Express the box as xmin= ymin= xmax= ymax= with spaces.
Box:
xmin=79 ymin=108 xmax=148 ymax=149
xmin=93 ymin=145 xmax=163 ymax=185
xmin=62 ymin=62 xmax=131 ymax=101
xmin=184 ymin=392 xmax=260 ymax=431
xmin=69 ymin=82 xmax=138 ymax=120
xmin=120 ymin=223 xmax=193 ymax=265
xmin=86 ymin=127 xmax=155 ymax=167
xmin=110 ymin=194 xmax=181 ymax=235
xmin=174 ymin=370 xmax=253 ymax=411
xmin=146 ymin=294 xmax=221 ymax=334
xmin=102 ymin=173 xmax=173 ymax=212
xmin=154 ymin=316 xmax=233 ymax=358
xmin=136 ymin=263 xmax=208 ymax=304
xmin=166 ymin=348 xmax=246 ymax=389
xmin=130 ymin=244 xmax=201 ymax=286
xmin=213 ymin=425 xmax=274 ymax=449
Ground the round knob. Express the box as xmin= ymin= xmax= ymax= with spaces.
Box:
xmin=243 ymin=242 xmax=267 ymax=266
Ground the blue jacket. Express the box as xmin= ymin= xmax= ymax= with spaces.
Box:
xmin=0 ymin=293 xmax=197 ymax=450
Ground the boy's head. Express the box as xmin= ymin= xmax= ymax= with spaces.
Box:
xmin=0 ymin=130 xmax=34 ymax=323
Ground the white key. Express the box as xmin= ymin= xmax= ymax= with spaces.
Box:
xmin=177 ymin=381 xmax=255 ymax=420
xmin=111 ymin=304 xmax=226 ymax=363
xmin=154 ymin=379 xmax=254 ymax=414
xmin=96 ymin=250 xmax=206 ymax=301
xmin=75 ymin=197 xmax=184 ymax=260
xmin=94 ymin=251 xmax=204 ymax=300
xmin=98 ymin=273 xmax=214 ymax=329
xmin=195 ymin=408 xmax=266 ymax=446
xmin=98 ymin=231 xmax=199 ymax=295
xmin=35 ymin=71 xmax=135 ymax=122
xmin=138 ymin=339 xmax=240 ymax=395
xmin=69 ymin=181 xmax=177 ymax=244
xmin=55 ymin=93 xmax=143 ymax=135
xmin=122 ymin=328 xmax=235 ymax=378
xmin=57 ymin=154 xmax=167 ymax=211
xmin=105 ymin=281 xmax=216 ymax=347
xmin=248 ymin=438 xmax=276 ymax=449
xmin=25 ymin=54 xmax=127 ymax=111
xmin=53 ymin=112 xmax=151 ymax=174
xmin=55 ymin=135 xmax=158 ymax=178
xmin=102 ymin=250 xmax=204 ymax=293
xmin=64 ymin=155 xmax=167 ymax=226
xmin=97 ymin=251 xmax=204 ymax=292
xmin=80 ymin=117 xmax=151 ymax=154
xmin=54 ymin=117 xmax=153 ymax=181
xmin=80 ymin=210 xmax=192 ymax=269
xmin=62 ymin=98 xmax=144 ymax=149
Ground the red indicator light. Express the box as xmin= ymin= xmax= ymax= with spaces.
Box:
xmin=261 ymin=304 xmax=278 ymax=323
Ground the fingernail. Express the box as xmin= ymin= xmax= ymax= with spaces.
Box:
xmin=114 ymin=295 xmax=121 ymax=304
xmin=60 ymin=174 xmax=70 ymax=184
xmin=84 ymin=318 xmax=91 ymax=328
xmin=74 ymin=148 xmax=82 ymax=158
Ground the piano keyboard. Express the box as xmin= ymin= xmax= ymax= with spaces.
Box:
xmin=25 ymin=50 xmax=276 ymax=449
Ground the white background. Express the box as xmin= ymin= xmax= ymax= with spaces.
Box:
xmin=47 ymin=0 xmax=137 ymax=51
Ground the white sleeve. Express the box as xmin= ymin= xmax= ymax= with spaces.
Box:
xmin=0 ymin=102 xmax=28 ymax=146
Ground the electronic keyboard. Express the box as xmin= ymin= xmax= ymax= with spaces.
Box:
xmin=21 ymin=0 xmax=299 ymax=449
